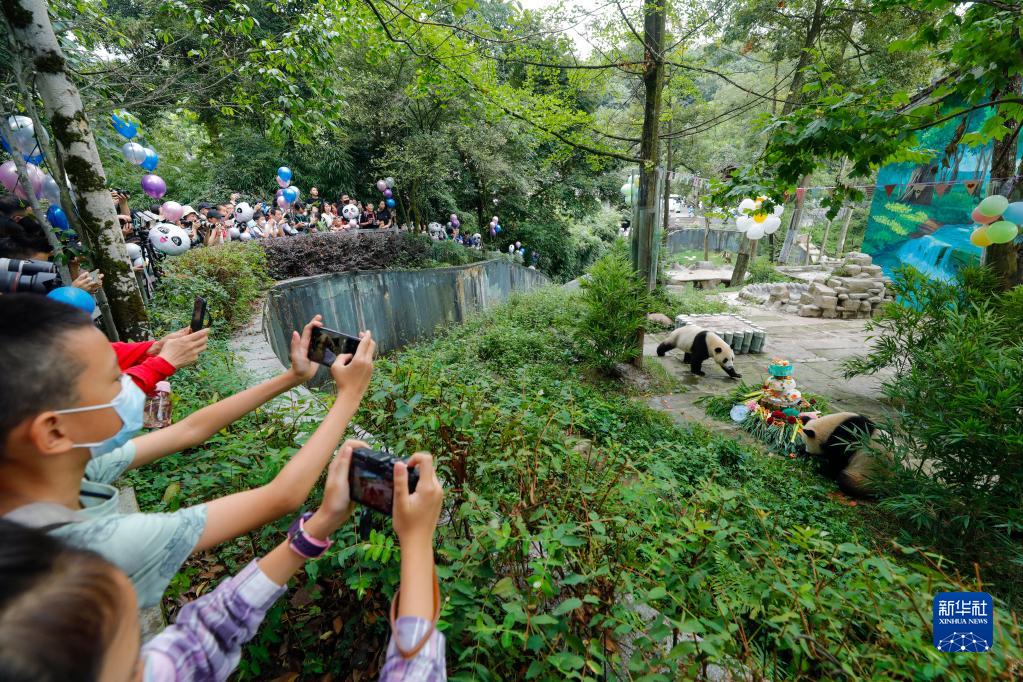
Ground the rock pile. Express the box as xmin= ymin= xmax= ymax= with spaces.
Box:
xmin=797 ymin=252 xmax=892 ymax=319
xmin=742 ymin=282 xmax=809 ymax=313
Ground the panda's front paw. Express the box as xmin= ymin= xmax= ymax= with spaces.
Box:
xmin=692 ymin=370 xmax=706 ymax=376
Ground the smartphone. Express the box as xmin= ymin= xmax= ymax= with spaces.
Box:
xmin=307 ymin=325 xmax=360 ymax=367
xmin=350 ymin=447 xmax=419 ymax=515
xmin=190 ymin=296 xmax=207 ymax=332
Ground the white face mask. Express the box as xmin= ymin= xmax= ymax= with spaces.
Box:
xmin=54 ymin=375 xmax=145 ymax=458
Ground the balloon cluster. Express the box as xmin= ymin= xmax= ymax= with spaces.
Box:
xmin=1 ymin=115 xmax=43 ymax=164
xmin=274 ymin=166 xmax=303 ymax=211
xmin=735 ymin=197 xmax=783 ymax=240
xmin=969 ymin=195 xmax=1022 ymax=247
xmin=112 ymin=111 xmax=166 ymax=199
xmin=375 ymin=177 xmax=396 ymax=209
xmin=488 ymin=215 xmax=502 ymax=237
xmin=620 ymin=177 xmax=638 ymax=206
xmin=449 ymin=213 xmax=461 ymax=231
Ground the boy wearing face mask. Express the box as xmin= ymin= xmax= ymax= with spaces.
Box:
xmin=0 ymin=295 xmax=376 ymax=609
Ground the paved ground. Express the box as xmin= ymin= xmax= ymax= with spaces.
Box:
xmin=646 ymin=293 xmax=890 ymax=435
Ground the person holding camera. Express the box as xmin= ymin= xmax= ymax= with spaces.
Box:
xmin=0 ymin=297 xmax=377 ymax=609
xmin=204 ymin=211 xmax=229 ymax=246
xmin=0 ymin=442 xmax=446 ymax=680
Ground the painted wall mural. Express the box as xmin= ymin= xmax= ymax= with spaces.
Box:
xmin=863 ymin=109 xmax=1021 ymax=282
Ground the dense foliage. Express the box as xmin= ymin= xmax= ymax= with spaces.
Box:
xmin=577 ymin=249 xmax=651 ymax=373
xmin=844 ymin=266 xmax=1023 ymax=602
xmin=128 ymin=253 xmax=1023 ymax=679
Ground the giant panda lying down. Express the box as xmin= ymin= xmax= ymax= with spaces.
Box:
xmin=656 ymin=325 xmax=742 ymax=379
xmin=801 ymin=412 xmax=889 ymax=498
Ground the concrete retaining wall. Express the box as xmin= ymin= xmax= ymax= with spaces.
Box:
xmin=666 ymin=228 xmax=741 ymax=254
xmin=264 ymin=260 xmax=550 ymax=384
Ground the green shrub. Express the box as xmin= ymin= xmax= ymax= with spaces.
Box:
xmin=844 ymin=265 xmax=1023 ymax=597
xmin=150 ymin=242 xmax=270 ymax=336
xmin=745 ymin=256 xmax=790 ymax=283
xmin=577 ymin=248 xmax=651 ymax=373
xmin=650 ymin=286 xmax=730 ymax=319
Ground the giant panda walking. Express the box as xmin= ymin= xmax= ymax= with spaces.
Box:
xmin=656 ymin=325 xmax=742 ymax=379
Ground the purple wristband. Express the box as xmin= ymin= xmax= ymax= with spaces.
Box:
xmin=287 ymin=512 xmax=333 ymax=559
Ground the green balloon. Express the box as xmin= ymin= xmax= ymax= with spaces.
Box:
xmin=977 ymin=194 xmax=1009 ymax=217
xmin=986 ymin=220 xmax=1019 ymax=244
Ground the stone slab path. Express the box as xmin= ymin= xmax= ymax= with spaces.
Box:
xmin=647 ymin=295 xmax=890 ymax=435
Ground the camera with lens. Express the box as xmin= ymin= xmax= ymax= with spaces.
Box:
xmin=0 ymin=257 xmax=59 ymax=294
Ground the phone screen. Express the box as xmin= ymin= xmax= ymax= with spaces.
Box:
xmin=350 ymin=464 xmax=395 ymax=515
xmin=308 ymin=326 xmax=360 ymax=367
xmin=190 ymin=296 xmax=207 ymax=332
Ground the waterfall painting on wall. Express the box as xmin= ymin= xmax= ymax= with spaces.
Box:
xmin=863 ymin=106 xmax=1021 ymax=282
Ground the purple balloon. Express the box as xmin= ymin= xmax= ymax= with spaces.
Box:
xmin=277 ymin=195 xmax=290 ymax=209
xmin=276 ymin=188 xmax=284 ymax=198
xmin=451 ymin=219 xmax=460 ymax=229
xmin=383 ymin=188 xmax=393 ymax=199
xmin=141 ymin=173 xmax=167 ymax=199
xmin=0 ymin=160 xmax=18 ymax=192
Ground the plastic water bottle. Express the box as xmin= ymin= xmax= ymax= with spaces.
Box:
xmin=144 ymin=381 xmax=172 ymax=429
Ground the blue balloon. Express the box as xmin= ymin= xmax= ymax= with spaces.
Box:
xmin=1004 ymin=201 xmax=1023 ymax=225
xmin=495 ymin=225 xmax=502 ymax=233
xmin=110 ymin=111 xmax=138 ymax=139
xmin=24 ymin=152 xmax=43 ymax=165
xmin=282 ymin=186 xmax=299 ymax=203
xmin=277 ymin=166 xmax=292 ymax=182
xmin=140 ymin=148 xmax=159 ymax=171
xmin=48 ymin=286 xmax=95 ymax=314
xmin=0 ymin=136 xmax=10 ymax=154
xmin=385 ymin=198 xmax=395 ymax=208
xmin=46 ymin=205 xmax=70 ymax=231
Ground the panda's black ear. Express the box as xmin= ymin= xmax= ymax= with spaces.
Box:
xmin=804 ymin=428 xmax=816 ymax=439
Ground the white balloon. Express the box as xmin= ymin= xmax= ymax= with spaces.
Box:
xmin=239 ymin=230 xmax=252 ymax=241
xmin=764 ymin=215 xmax=782 ymax=234
xmin=735 ymin=215 xmax=752 ymax=233
xmin=228 ymin=226 xmax=240 ymax=240
xmin=149 ymin=222 xmax=191 ymax=255
xmin=738 ymin=198 xmax=757 ymax=212
xmin=125 ymin=243 xmax=142 ymax=260
xmin=772 ymin=203 xmax=784 ymax=217
xmin=41 ymin=175 xmax=62 ymax=204
xmin=747 ymin=224 xmax=766 ymax=240
xmin=385 ymin=177 xmax=395 ymax=188
xmin=121 ymin=142 xmax=147 ymax=165
xmin=234 ymin=202 xmax=254 ymax=223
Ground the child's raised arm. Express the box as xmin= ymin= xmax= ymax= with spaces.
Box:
xmin=127 ymin=316 xmax=325 ymax=471
xmin=193 ymin=332 xmax=376 ymax=552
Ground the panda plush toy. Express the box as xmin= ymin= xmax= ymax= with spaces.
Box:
xmin=656 ymin=325 xmax=741 ymax=379
xmin=149 ymin=222 xmax=191 ymax=255
xmin=801 ymin=412 xmax=887 ymax=498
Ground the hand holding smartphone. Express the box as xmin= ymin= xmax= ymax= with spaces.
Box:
xmin=190 ymin=296 xmax=207 ymax=333
xmin=307 ymin=325 xmax=361 ymax=367
xmin=349 ymin=447 xmax=419 ymax=515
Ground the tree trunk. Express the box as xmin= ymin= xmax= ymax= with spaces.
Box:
xmin=630 ymin=0 xmax=666 ymax=366
xmin=662 ymin=111 xmax=672 ymax=233
xmin=2 ymin=0 xmax=148 ymax=339
xmin=985 ymin=74 xmax=1022 ymax=290
xmin=779 ymin=178 xmax=810 ymax=263
xmin=703 ymin=214 xmax=710 ymax=262
xmin=730 ymin=235 xmax=751 ymax=288
xmin=835 ymin=206 xmax=854 ymax=258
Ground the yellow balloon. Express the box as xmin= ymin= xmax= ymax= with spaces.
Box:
xmin=970 ymin=226 xmax=992 ymax=248
xmin=753 ymin=212 xmax=767 ymax=223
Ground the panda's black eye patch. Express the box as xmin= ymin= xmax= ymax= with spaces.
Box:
xmin=714 ymin=348 xmax=722 ymax=353
xmin=804 ymin=429 xmax=816 ymax=439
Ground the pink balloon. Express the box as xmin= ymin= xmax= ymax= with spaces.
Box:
xmin=13 ymin=183 xmax=27 ymax=200
xmin=972 ymin=207 xmax=998 ymax=225
xmin=276 ymin=188 xmax=284 ymax=198
xmin=376 ymin=179 xmax=387 ymax=192
xmin=26 ymin=164 xmax=44 ymax=197
xmin=161 ymin=200 xmax=183 ymax=222
xmin=277 ymin=176 xmax=290 ymax=188
xmin=277 ymin=195 xmax=289 ymax=209
xmin=349 ymin=218 xmax=358 ymax=228
xmin=0 ymin=160 xmax=19 ymax=192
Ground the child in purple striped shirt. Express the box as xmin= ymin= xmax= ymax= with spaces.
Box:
xmin=0 ymin=443 xmax=447 ymax=682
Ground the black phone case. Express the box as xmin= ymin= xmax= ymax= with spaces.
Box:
xmin=190 ymin=297 xmax=207 ymax=331
xmin=349 ymin=447 xmax=420 ymax=516
xmin=308 ymin=327 xmax=360 ymax=367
